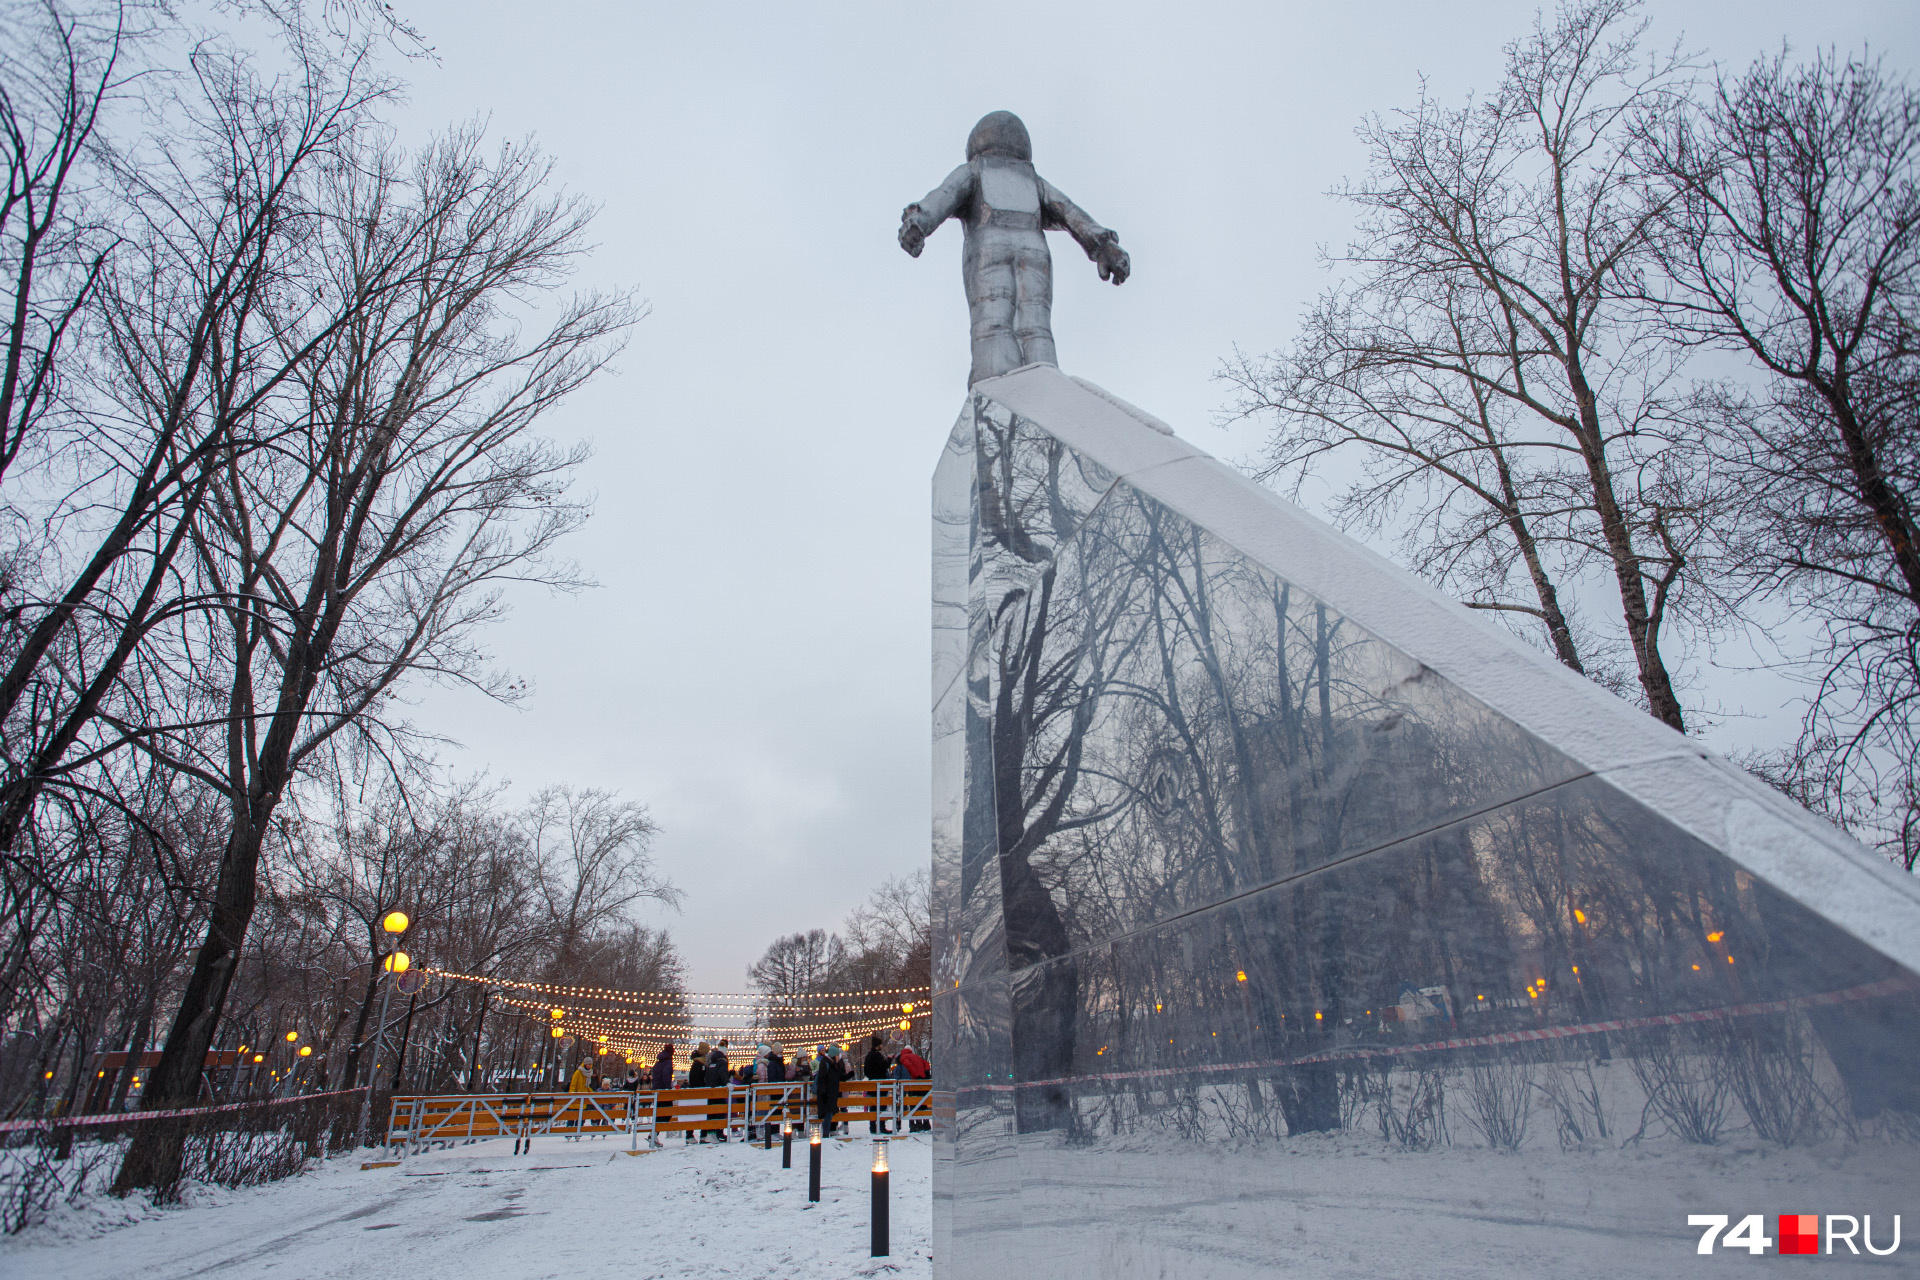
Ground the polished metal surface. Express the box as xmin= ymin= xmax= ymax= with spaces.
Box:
xmin=900 ymin=111 xmax=1130 ymax=386
xmin=931 ymin=386 xmax=1920 ymax=1279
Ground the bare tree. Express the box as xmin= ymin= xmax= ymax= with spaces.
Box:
xmin=0 ymin=17 xmax=398 ymax=879
xmin=114 ymin=120 xmax=637 ymax=1190
xmin=523 ymin=783 xmax=675 ymax=975
xmin=748 ymin=928 xmax=838 ymax=1002
xmin=843 ymin=868 xmax=931 ymax=988
xmin=1225 ymin=290 xmax=1593 ymax=674
xmin=1228 ymin=0 xmax=1717 ymax=729
xmin=1645 ymin=48 xmax=1920 ymax=865
xmin=0 ymin=0 xmax=142 ymax=491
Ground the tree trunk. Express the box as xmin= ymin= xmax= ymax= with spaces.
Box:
xmin=111 ymin=794 xmax=271 ymax=1194
xmin=109 ymin=1000 xmax=152 ymax=1113
xmin=1821 ymin=388 xmax=1920 ymax=607
xmin=391 ymin=993 xmax=418 ymax=1094
xmin=467 ymin=992 xmax=490 ymax=1092
xmin=339 ymin=948 xmax=382 ymax=1091
xmin=1488 ymin=441 xmax=1585 ymax=672
xmin=1566 ymin=359 xmax=1687 ymax=731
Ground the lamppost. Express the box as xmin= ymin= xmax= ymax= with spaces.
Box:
xmin=871 ymin=1138 xmax=890 ymax=1257
xmin=808 ymin=1120 xmax=822 ymax=1202
xmin=355 ymin=910 xmax=411 ymax=1149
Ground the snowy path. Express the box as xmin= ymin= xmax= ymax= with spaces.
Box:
xmin=4 ymin=1130 xmax=930 ymax=1280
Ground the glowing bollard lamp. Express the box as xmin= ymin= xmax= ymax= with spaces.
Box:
xmin=871 ymin=1138 xmax=890 ymax=1257
xmin=781 ymin=1119 xmax=793 ymax=1169
xmin=807 ymin=1120 xmax=822 ymax=1202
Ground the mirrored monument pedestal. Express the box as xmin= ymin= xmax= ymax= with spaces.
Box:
xmin=930 ymin=365 xmax=1920 ymax=1278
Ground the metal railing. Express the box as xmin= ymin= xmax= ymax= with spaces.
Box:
xmin=385 ymin=1080 xmax=932 ymax=1156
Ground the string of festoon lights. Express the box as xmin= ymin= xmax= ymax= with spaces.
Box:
xmin=423 ymin=966 xmax=932 ymax=1057
xmin=490 ymin=993 xmax=927 ymax=1044
xmin=427 ymin=967 xmax=927 ymax=1006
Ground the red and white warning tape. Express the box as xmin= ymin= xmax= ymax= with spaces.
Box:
xmin=0 ymin=1085 xmax=368 ymax=1135
xmin=981 ymin=973 xmax=1920 ymax=1092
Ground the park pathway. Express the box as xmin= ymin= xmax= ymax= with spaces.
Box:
xmin=3 ymin=1130 xmax=929 ymax=1280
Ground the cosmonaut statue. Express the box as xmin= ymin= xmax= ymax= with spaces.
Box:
xmin=898 ymin=111 xmax=1130 ymax=385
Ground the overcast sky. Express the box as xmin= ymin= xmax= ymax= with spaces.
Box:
xmin=383 ymin=0 xmax=1920 ymax=993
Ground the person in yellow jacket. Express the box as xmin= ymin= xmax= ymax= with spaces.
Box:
xmin=562 ymin=1061 xmax=592 ymax=1142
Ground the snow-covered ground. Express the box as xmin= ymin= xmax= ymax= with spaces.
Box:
xmin=2 ymin=1129 xmax=929 ymax=1280
xmin=966 ymin=1126 xmax=1920 ymax=1277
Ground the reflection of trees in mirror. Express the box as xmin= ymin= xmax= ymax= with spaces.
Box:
xmin=960 ymin=406 xmax=1919 ymax=1163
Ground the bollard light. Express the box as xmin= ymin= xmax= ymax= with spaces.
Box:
xmin=382 ymin=910 xmax=409 ymax=934
xmin=871 ymin=1138 xmax=890 ymax=1257
xmin=808 ymin=1120 xmax=822 ymax=1202
xmin=782 ymin=1120 xmax=793 ymax=1169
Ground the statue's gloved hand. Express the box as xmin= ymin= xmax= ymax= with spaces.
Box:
xmin=1094 ymin=235 xmax=1130 ymax=285
xmin=898 ymin=208 xmax=927 ymax=258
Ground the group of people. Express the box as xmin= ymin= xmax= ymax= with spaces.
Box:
xmin=562 ymin=1032 xmax=931 ymax=1142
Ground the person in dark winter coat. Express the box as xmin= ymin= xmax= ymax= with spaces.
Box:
xmin=762 ymin=1045 xmax=786 ymax=1083
xmin=863 ymin=1034 xmax=892 ymax=1133
xmin=813 ymin=1043 xmax=843 ymax=1136
xmin=863 ymin=1033 xmax=890 ymax=1081
xmin=703 ymin=1042 xmax=729 ymax=1142
xmin=650 ymin=1043 xmax=673 ymax=1090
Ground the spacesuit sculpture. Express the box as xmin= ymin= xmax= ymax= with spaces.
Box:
xmin=899 ymin=111 xmax=1130 ymax=385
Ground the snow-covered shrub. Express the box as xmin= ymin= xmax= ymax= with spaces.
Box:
xmin=1462 ymin=1060 xmax=1533 ymax=1150
xmin=0 ymin=1136 xmax=123 ymax=1234
xmin=1626 ymin=1030 xmax=1732 ymax=1145
xmin=1535 ymin=1059 xmax=1613 ymax=1149
xmin=1712 ymin=1016 xmax=1830 ymax=1148
xmin=1371 ymin=1067 xmax=1446 ymax=1150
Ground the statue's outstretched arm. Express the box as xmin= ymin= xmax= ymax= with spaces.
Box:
xmin=899 ymin=164 xmax=973 ymax=258
xmin=1039 ymin=178 xmax=1130 ymax=284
